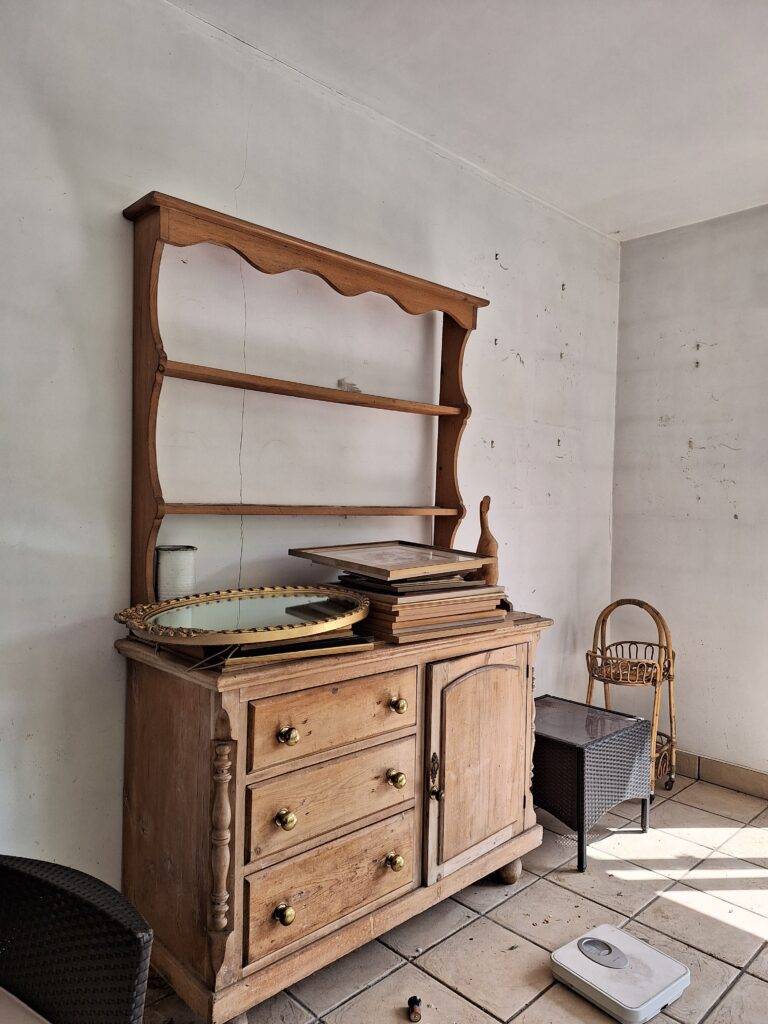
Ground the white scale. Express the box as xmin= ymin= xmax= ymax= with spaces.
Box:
xmin=551 ymin=925 xmax=690 ymax=1024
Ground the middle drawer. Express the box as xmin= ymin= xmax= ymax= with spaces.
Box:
xmin=246 ymin=735 xmax=417 ymax=864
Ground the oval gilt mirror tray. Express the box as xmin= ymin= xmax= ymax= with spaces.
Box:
xmin=114 ymin=585 xmax=369 ymax=645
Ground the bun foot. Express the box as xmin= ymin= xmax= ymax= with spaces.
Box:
xmin=496 ymin=857 xmax=523 ymax=885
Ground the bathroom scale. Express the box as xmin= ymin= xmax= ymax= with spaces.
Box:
xmin=551 ymin=925 xmax=690 ymax=1024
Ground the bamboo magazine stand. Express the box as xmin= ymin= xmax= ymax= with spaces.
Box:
xmin=586 ymin=599 xmax=677 ymax=794
xmin=123 ymin=192 xmax=489 ymax=604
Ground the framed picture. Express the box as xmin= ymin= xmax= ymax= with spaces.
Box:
xmin=288 ymin=540 xmax=494 ymax=581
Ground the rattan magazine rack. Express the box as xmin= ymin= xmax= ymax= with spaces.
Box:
xmin=586 ymin=598 xmax=677 ymax=794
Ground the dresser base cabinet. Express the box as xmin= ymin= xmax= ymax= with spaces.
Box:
xmin=119 ymin=613 xmax=550 ymax=1023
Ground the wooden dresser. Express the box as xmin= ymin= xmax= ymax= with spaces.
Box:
xmin=118 ymin=612 xmax=550 ymax=1023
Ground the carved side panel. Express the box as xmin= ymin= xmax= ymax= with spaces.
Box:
xmin=434 ymin=315 xmax=472 ymax=547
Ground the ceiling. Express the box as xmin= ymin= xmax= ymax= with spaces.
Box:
xmin=175 ymin=0 xmax=768 ymax=239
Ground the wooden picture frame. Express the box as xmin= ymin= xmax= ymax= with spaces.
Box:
xmin=288 ymin=540 xmax=495 ymax=581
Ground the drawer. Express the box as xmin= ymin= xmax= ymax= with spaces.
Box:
xmin=244 ymin=810 xmax=415 ymax=965
xmin=247 ymin=667 xmax=417 ymax=772
xmin=246 ymin=736 xmax=416 ymax=863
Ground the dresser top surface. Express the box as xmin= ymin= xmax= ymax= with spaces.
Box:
xmin=116 ymin=611 xmax=552 ymax=692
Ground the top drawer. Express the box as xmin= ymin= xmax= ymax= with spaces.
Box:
xmin=247 ymin=667 xmax=417 ymax=772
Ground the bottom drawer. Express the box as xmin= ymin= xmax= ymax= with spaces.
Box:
xmin=245 ymin=810 xmax=415 ymax=965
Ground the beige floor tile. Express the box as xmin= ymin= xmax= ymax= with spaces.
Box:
xmin=705 ymin=972 xmax=768 ymax=1023
xmin=523 ymin=827 xmax=579 ymax=875
xmin=242 ymin=994 xmax=315 ymax=1024
xmin=719 ymin=808 xmax=768 ymax=868
xmin=612 ymin=798 xmax=645 ymax=820
xmin=144 ymin=991 xmax=313 ymax=1024
xmin=453 ymin=868 xmax=537 ymax=913
xmin=590 ymin=823 xmax=710 ymax=880
xmin=682 ymin=851 xmax=768 ymax=918
xmin=549 ymin=848 xmax=673 ymax=916
xmin=288 ymin=940 xmax=402 ymax=1016
xmin=508 ymin=982 xmax=615 ymax=1022
xmin=535 ymin=807 xmax=574 ymax=834
xmin=143 ymin=994 xmax=202 ymax=1024
xmin=416 ymin=916 xmax=551 ymax=1019
xmin=145 ymin=969 xmax=173 ymax=1007
xmin=674 ymin=781 xmax=768 ymax=824
xmin=614 ymin=776 xmax=696 ymax=819
xmin=523 ymin=815 xmax=626 ymax=876
xmin=324 ymin=962 xmax=496 ymax=1024
xmin=379 ymin=897 xmax=476 ymax=958
xmin=636 ymin=882 xmax=768 ymax=967
xmin=625 ymin=922 xmax=737 ymax=1024
xmin=647 ymin=798 xmax=743 ymax=850
xmin=747 ymin=945 xmax=768 ymax=982
xmin=488 ymin=877 xmax=626 ymax=952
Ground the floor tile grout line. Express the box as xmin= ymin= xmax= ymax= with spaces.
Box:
xmin=405 ymin=957 xmax=510 ymax=1022
xmin=306 ymin=959 xmax=409 ymax=1020
xmin=504 ymin=980 xmax=558 ymax=1022
xmin=697 ymin=958 xmax=754 ymax=1024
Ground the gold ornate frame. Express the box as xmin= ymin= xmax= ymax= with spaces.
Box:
xmin=114 ymin=584 xmax=369 ymax=645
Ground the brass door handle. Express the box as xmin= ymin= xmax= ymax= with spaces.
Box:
xmin=274 ymin=808 xmax=298 ymax=831
xmin=273 ymin=902 xmax=296 ymax=926
xmin=429 ymin=786 xmax=444 ymax=802
xmin=386 ymin=768 xmax=407 ymax=790
xmin=386 ymin=851 xmax=405 ymax=872
xmin=276 ymin=725 xmax=300 ymax=746
xmin=389 ymin=697 xmax=408 ymax=715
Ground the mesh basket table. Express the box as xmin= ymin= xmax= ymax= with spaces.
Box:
xmin=533 ymin=695 xmax=651 ymax=871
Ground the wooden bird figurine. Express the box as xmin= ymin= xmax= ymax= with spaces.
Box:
xmin=475 ymin=495 xmax=499 ymax=586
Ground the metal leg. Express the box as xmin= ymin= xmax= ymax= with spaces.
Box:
xmin=649 ymin=682 xmax=663 ymax=796
xmin=667 ymin=668 xmax=677 ymax=788
xmin=641 ymin=797 xmax=650 ymax=832
xmin=578 ymin=826 xmax=587 ymax=872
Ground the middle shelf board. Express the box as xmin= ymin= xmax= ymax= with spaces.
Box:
xmin=161 ymin=504 xmax=461 ymax=517
xmin=163 ymin=361 xmax=462 ymax=417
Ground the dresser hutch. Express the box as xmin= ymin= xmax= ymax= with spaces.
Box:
xmin=118 ymin=193 xmax=549 ymax=1022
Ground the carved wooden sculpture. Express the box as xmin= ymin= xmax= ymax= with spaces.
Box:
xmin=474 ymin=495 xmax=499 ymax=586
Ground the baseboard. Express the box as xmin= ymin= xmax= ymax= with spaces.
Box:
xmin=676 ymin=749 xmax=768 ymax=801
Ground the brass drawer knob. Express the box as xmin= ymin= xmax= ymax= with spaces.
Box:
xmin=274 ymin=808 xmax=298 ymax=831
xmin=273 ymin=902 xmax=296 ymax=926
xmin=386 ymin=768 xmax=407 ymax=790
xmin=386 ymin=851 xmax=405 ymax=872
xmin=389 ymin=697 xmax=409 ymax=715
xmin=276 ymin=725 xmax=300 ymax=746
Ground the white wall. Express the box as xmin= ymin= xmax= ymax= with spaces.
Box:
xmin=612 ymin=206 xmax=768 ymax=772
xmin=0 ymin=0 xmax=619 ymax=885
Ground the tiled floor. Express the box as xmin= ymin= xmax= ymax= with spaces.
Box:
xmin=145 ymin=777 xmax=768 ymax=1023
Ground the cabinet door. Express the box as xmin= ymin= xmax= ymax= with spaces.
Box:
xmin=425 ymin=645 xmax=529 ymax=883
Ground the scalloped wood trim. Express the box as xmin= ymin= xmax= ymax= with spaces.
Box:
xmin=123 ymin=192 xmax=488 ymax=330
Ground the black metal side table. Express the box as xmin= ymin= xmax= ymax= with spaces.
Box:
xmin=532 ymin=695 xmax=651 ymax=871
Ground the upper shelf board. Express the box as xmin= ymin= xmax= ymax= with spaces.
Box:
xmin=123 ymin=192 xmax=489 ymax=330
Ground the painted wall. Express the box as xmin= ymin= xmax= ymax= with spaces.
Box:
xmin=0 ymin=0 xmax=619 ymax=884
xmin=612 ymin=206 xmax=768 ymax=771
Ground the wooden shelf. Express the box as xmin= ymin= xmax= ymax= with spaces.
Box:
xmin=164 ymin=361 xmax=462 ymax=417
xmin=162 ymin=504 xmax=460 ymax=517
xmin=125 ymin=192 xmax=489 ymax=602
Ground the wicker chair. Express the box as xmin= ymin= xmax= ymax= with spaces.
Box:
xmin=586 ymin=599 xmax=677 ymax=794
xmin=0 ymin=855 xmax=152 ymax=1024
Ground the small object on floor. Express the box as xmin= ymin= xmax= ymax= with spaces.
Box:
xmin=407 ymin=994 xmax=422 ymax=1021
xmin=551 ymin=924 xmax=689 ymax=1024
